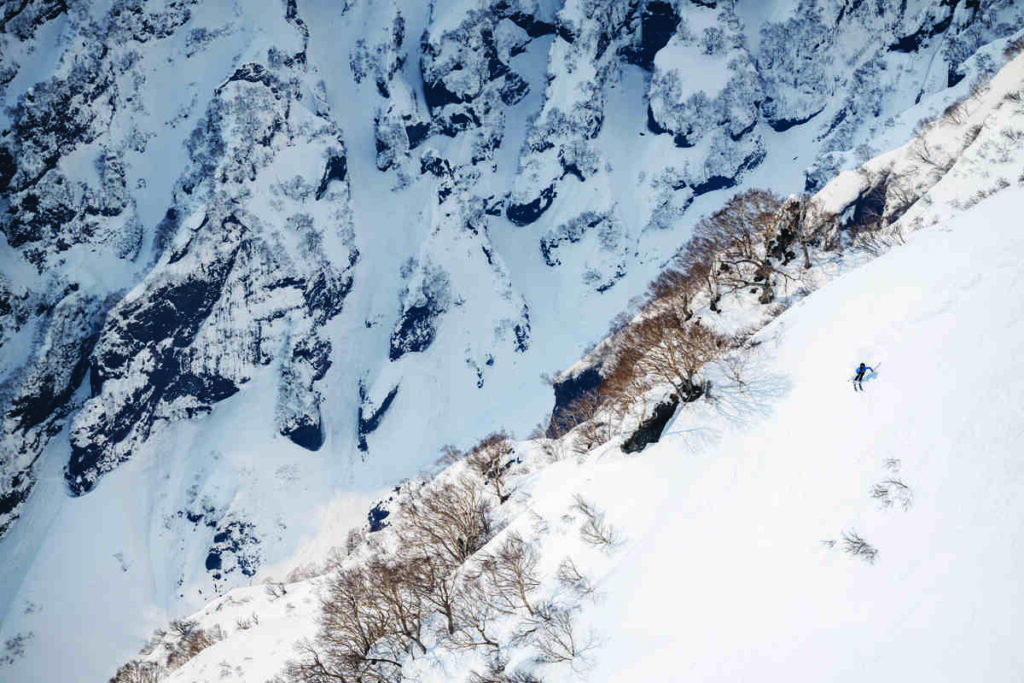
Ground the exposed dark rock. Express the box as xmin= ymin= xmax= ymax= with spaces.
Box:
xmin=761 ymin=101 xmax=824 ymax=132
xmin=67 ymin=222 xmax=248 ymax=495
xmin=845 ymin=173 xmax=890 ymax=231
xmin=0 ymin=147 xmax=15 ymax=191
xmin=204 ymin=519 xmax=260 ymax=581
xmin=547 ymin=364 xmax=603 ymax=438
xmin=560 ymin=159 xmax=585 ymax=182
xmin=506 ymin=185 xmax=556 ymax=226
xmin=540 ymin=212 xmax=606 ymax=266
xmin=367 ymin=501 xmax=390 ymax=531
xmin=1 ymin=0 xmax=68 ymax=41
xmin=621 ymin=395 xmax=680 ymax=454
xmin=691 ymin=144 xmax=766 ymax=196
xmin=513 ymin=305 xmax=531 ymax=353
xmin=646 ymin=105 xmax=668 ymax=135
xmin=437 ymin=108 xmax=481 ymax=137
xmin=152 ymin=207 xmax=183 ymax=256
xmin=292 ymin=336 xmax=333 ymax=382
xmin=283 ymin=415 xmax=323 ymax=451
xmin=499 ymin=72 xmax=530 ymax=105
xmin=7 ymin=312 xmax=101 ymax=434
xmin=3 ymin=194 xmax=77 ymax=249
xmin=484 ymin=196 xmax=503 ymax=215
xmin=0 ymin=478 xmax=31 ymax=534
xmin=728 ymin=117 xmax=757 ymax=141
xmin=226 ymin=63 xmax=274 ymax=87
xmin=672 ymin=130 xmax=696 ymax=148
xmin=505 ymin=10 xmax=557 ymax=39
xmin=304 ymin=264 xmax=355 ymax=326
xmin=888 ymin=0 xmax=956 ymax=53
xmin=420 ymin=153 xmax=452 ymax=178
xmin=315 ymin=152 xmax=348 ymax=201
xmin=389 ymin=301 xmax=440 ymax=360
xmin=405 ymin=121 xmax=431 ymax=149
xmin=357 ymin=382 xmax=400 ymax=451
xmin=620 ymin=0 xmax=679 ymax=71
xmin=947 ymin=66 xmax=965 ymax=88
xmin=422 ymin=73 xmax=466 ymax=112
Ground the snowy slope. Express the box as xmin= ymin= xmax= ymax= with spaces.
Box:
xmin=98 ymin=52 xmax=1024 ymax=683
xmin=123 ymin=161 xmax=1024 ymax=683
xmin=582 ymin=184 xmax=1024 ymax=682
xmin=2 ymin=1 xmax=1024 ymax=680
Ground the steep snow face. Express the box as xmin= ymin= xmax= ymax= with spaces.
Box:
xmin=0 ymin=0 xmax=1022 ymax=678
xmin=106 ymin=163 xmax=1024 ymax=683
xmin=125 ymin=64 xmax=1024 ymax=681
xmin=583 ymin=184 xmax=1024 ymax=683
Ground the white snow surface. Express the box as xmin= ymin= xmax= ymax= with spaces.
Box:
xmin=583 ymin=185 xmax=1024 ymax=682
xmin=114 ymin=66 xmax=1024 ymax=682
xmin=1 ymin=3 xmax=1023 ymax=681
xmin=134 ymin=176 xmax=1024 ymax=683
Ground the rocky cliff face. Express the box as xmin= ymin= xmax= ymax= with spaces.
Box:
xmin=0 ymin=0 xmax=1020 ymax=558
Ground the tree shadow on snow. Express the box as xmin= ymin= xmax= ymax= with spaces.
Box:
xmin=662 ymin=347 xmax=792 ymax=453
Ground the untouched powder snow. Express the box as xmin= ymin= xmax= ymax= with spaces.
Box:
xmin=577 ymin=186 xmax=1024 ymax=681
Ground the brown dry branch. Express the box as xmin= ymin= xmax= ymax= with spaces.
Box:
xmin=533 ymin=608 xmax=596 ymax=665
xmin=691 ymin=189 xmax=791 ymax=304
xmin=623 ymin=314 xmax=727 ymax=402
xmin=367 ymin=557 xmax=428 ymax=656
xmin=470 ymin=532 xmax=542 ymax=617
xmin=548 ymin=392 xmax=604 ymax=437
xmin=599 ymin=345 xmax=653 ymax=422
xmin=398 ymin=476 xmax=494 ymax=565
xmin=451 ymin=579 xmax=502 ymax=650
xmin=401 ymin=550 xmax=463 ymax=638
xmin=110 ymin=660 xmax=163 ymax=683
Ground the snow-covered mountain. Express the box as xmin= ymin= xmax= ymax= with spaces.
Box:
xmin=1 ymin=0 xmax=1023 ymax=679
xmin=104 ymin=48 xmax=1024 ymax=683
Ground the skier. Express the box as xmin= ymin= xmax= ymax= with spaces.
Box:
xmin=852 ymin=362 xmax=874 ymax=391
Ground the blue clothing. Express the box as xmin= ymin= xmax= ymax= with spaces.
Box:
xmin=856 ymin=364 xmax=873 ymax=374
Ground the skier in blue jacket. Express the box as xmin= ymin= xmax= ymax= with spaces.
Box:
xmin=853 ymin=362 xmax=873 ymax=391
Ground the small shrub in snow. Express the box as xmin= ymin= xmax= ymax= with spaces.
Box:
xmin=600 ymin=345 xmax=656 ymax=422
xmin=285 ymin=562 xmax=322 ymax=583
xmin=841 ymin=530 xmax=878 ymax=564
xmin=699 ymin=189 xmax=794 ymax=304
xmin=941 ymin=100 xmax=968 ymax=125
xmin=235 ymin=613 xmax=259 ymax=631
xmin=570 ymin=419 xmax=611 ymax=457
xmin=533 ymin=607 xmax=596 ymax=665
xmin=571 ymin=495 xmax=622 ymax=549
xmin=556 ymin=558 xmax=595 ymax=600
xmin=265 ymin=581 xmax=288 ymax=601
xmin=911 ymin=139 xmax=952 ymax=174
xmin=871 ymin=479 xmax=913 ymax=511
xmin=344 ymin=527 xmax=366 ymax=555
xmin=452 ymin=581 xmax=502 ymax=650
